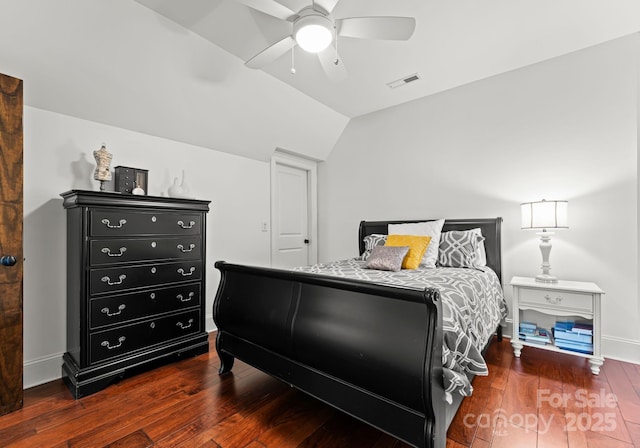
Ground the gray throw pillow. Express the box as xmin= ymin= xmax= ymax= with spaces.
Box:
xmin=364 ymin=245 xmax=409 ymax=272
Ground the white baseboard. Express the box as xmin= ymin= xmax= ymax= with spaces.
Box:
xmin=602 ymin=335 xmax=640 ymax=364
xmin=24 ymin=353 xmax=64 ymax=389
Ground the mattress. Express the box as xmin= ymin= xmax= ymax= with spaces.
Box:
xmin=294 ymin=258 xmax=508 ymax=399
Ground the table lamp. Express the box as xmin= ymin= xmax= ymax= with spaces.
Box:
xmin=521 ymin=199 xmax=568 ymax=283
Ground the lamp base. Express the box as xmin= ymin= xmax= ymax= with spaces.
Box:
xmin=535 ymin=274 xmax=558 ymax=283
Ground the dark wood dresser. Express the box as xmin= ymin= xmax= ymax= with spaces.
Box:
xmin=60 ymin=190 xmax=210 ymax=398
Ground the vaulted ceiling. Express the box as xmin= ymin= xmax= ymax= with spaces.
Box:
xmin=136 ymin=0 xmax=640 ymax=118
xmin=1 ymin=0 xmax=639 ymax=163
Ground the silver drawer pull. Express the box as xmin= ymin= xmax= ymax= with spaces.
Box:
xmin=101 ymin=218 xmax=127 ymax=229
xmin=177 ymin=292 xmax=195 ymax=302
xmin=101 ymin=336 xmax=125 ymax=350
xmin=177 ymin=220 xmax=195 ymax=229
xmin=101 ymin=274 xmax=126 ymax=286
xmin=544 ymin=294 xmax=563 ymax=304
xmin=177 ymin=243 xmax=196 ymax=253
xmin=101 ymin=304 xmax=126 ymax=317
xmin=176 ymin=318 xmax=194 ymax=330
xmin=177 ymin=267 xmax=195 ymax=277
xmin=101 ymin=247 xmax=127 ymax=257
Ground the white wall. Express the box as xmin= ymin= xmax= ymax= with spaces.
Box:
xmin=0 ymin=0 xmax=346 ymax=389
xmin=22 ymin=106 xmax=271 ymax=387
xmin=0 ymin=0 xmax=348 ymax=162
xmin=319 ymin=34 xmax=640 ymax=363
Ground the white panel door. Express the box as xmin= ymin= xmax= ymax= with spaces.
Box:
xmin=272 ymin=163 xmax=309 ymax=268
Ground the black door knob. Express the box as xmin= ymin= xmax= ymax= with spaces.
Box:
xmin=1 ymin=256 xmax=17 ymax=266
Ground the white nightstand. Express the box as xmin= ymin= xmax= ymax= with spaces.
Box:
xmin=510 ymin=276 xmax=604 ymax=374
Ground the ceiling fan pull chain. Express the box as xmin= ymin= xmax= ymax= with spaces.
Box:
xmin=290 ymin=42 xmax=296 ymax=74
xmin=334 ymin=26 xmax=339 ymax=65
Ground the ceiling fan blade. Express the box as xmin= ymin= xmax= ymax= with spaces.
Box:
xmin=246 ymin=35 xmax=295 ymax=69
xmin=313 ymin=0 xmax=340 ymax=14
xmin=235 ymin=0 xmax=296 ymax=20
xmin=337 ymin=16 xmax=416 ymax=40
xmin=317 ymin=47 xmax=347 ymax=82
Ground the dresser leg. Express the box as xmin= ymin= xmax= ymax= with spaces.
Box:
xmin=588 ymin=357 xmax=604 ymax=375
xmin=511 ymin=340 xmax=523 ymax=358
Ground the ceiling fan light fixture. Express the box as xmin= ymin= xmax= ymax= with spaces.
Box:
xmin=294 ymin=14 xmax=333 ymax=53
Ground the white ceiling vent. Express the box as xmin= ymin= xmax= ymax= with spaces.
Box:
xmin=386 ymin=73 xmax=421 ymax=89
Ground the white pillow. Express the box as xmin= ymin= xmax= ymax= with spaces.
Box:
xmin=469 ymin=228 xmax=487 ymax=266
xmin=388 ymin=219 xmax=445 ymax=268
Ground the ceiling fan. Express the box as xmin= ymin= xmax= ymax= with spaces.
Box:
xmin=237 ymin=0 xmax=416 ymax=80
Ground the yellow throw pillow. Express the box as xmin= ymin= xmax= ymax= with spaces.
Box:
xmin=385 ymin=234 xmax=431 ymax=270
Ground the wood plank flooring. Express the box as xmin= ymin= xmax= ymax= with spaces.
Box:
xmin=1 ymin=334 xmax=639 ymax=447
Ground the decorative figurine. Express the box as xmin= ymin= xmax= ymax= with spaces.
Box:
xmin=93 ymin=144 xmax=113 ymax=191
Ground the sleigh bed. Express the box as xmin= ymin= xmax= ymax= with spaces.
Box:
xmin=213 ymin=218 xmax=505 ymax=448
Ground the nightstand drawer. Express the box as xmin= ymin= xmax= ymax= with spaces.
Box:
xmin=519 ymin=288 xmax=593 ymax=313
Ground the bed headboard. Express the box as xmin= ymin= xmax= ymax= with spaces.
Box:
xmin=358 ymin=218 xmax=503 ymax=283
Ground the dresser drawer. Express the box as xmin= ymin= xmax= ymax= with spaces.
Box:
xmin=90 ymin=236 xmax=202 ymax=266
xmin=90 ymin=309 xmax=201 ymax=364
xmin=90 ymin=283 xmax=201 ymax=329
xmin=90 ymin=261 xmax=203 ymax=295
xmin=90 ymin=209 xmax=202 ymax=236
xmin=519 ymin=287 xmax=593 ymax=314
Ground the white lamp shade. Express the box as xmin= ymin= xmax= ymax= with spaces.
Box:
xmin=521 ymin=200 xmax=568 ymax=229
xmin=294 ymin=14 xmax=333 ymax=53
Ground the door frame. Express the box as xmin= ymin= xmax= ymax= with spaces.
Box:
xmin=270 ymin=150 xmax=318 ymax=267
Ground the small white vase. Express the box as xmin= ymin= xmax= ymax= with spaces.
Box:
xmin=168 ymin=177 xmax=181 ymax=198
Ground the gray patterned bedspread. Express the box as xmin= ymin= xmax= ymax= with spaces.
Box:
xmin=293 ymin=258 xmax=507 ymax=399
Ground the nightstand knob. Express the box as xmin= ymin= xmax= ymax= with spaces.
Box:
xmin=544 ymin=294 xmax=563 ymax=304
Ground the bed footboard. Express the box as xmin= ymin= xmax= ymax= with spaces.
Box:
xmin=213 ymin=261 xmax=446 ymax=448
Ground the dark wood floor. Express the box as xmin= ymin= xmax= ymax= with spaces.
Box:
xmin=1 ymin=334 xmax=639 ymax=447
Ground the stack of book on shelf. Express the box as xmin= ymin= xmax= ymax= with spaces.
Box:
xmin=519 ymin=322 xmax=553 ymax=345
xmin=553 ymin=321 xmax=593 ymax=354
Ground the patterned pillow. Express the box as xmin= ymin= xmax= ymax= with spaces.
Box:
xmin=438 ymin=230 xmax=485 ymax=268
xmin=360 ymin=234 xmax=387 ymax=261
xmin=364 ymin=245 xmax=410 ymax=272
